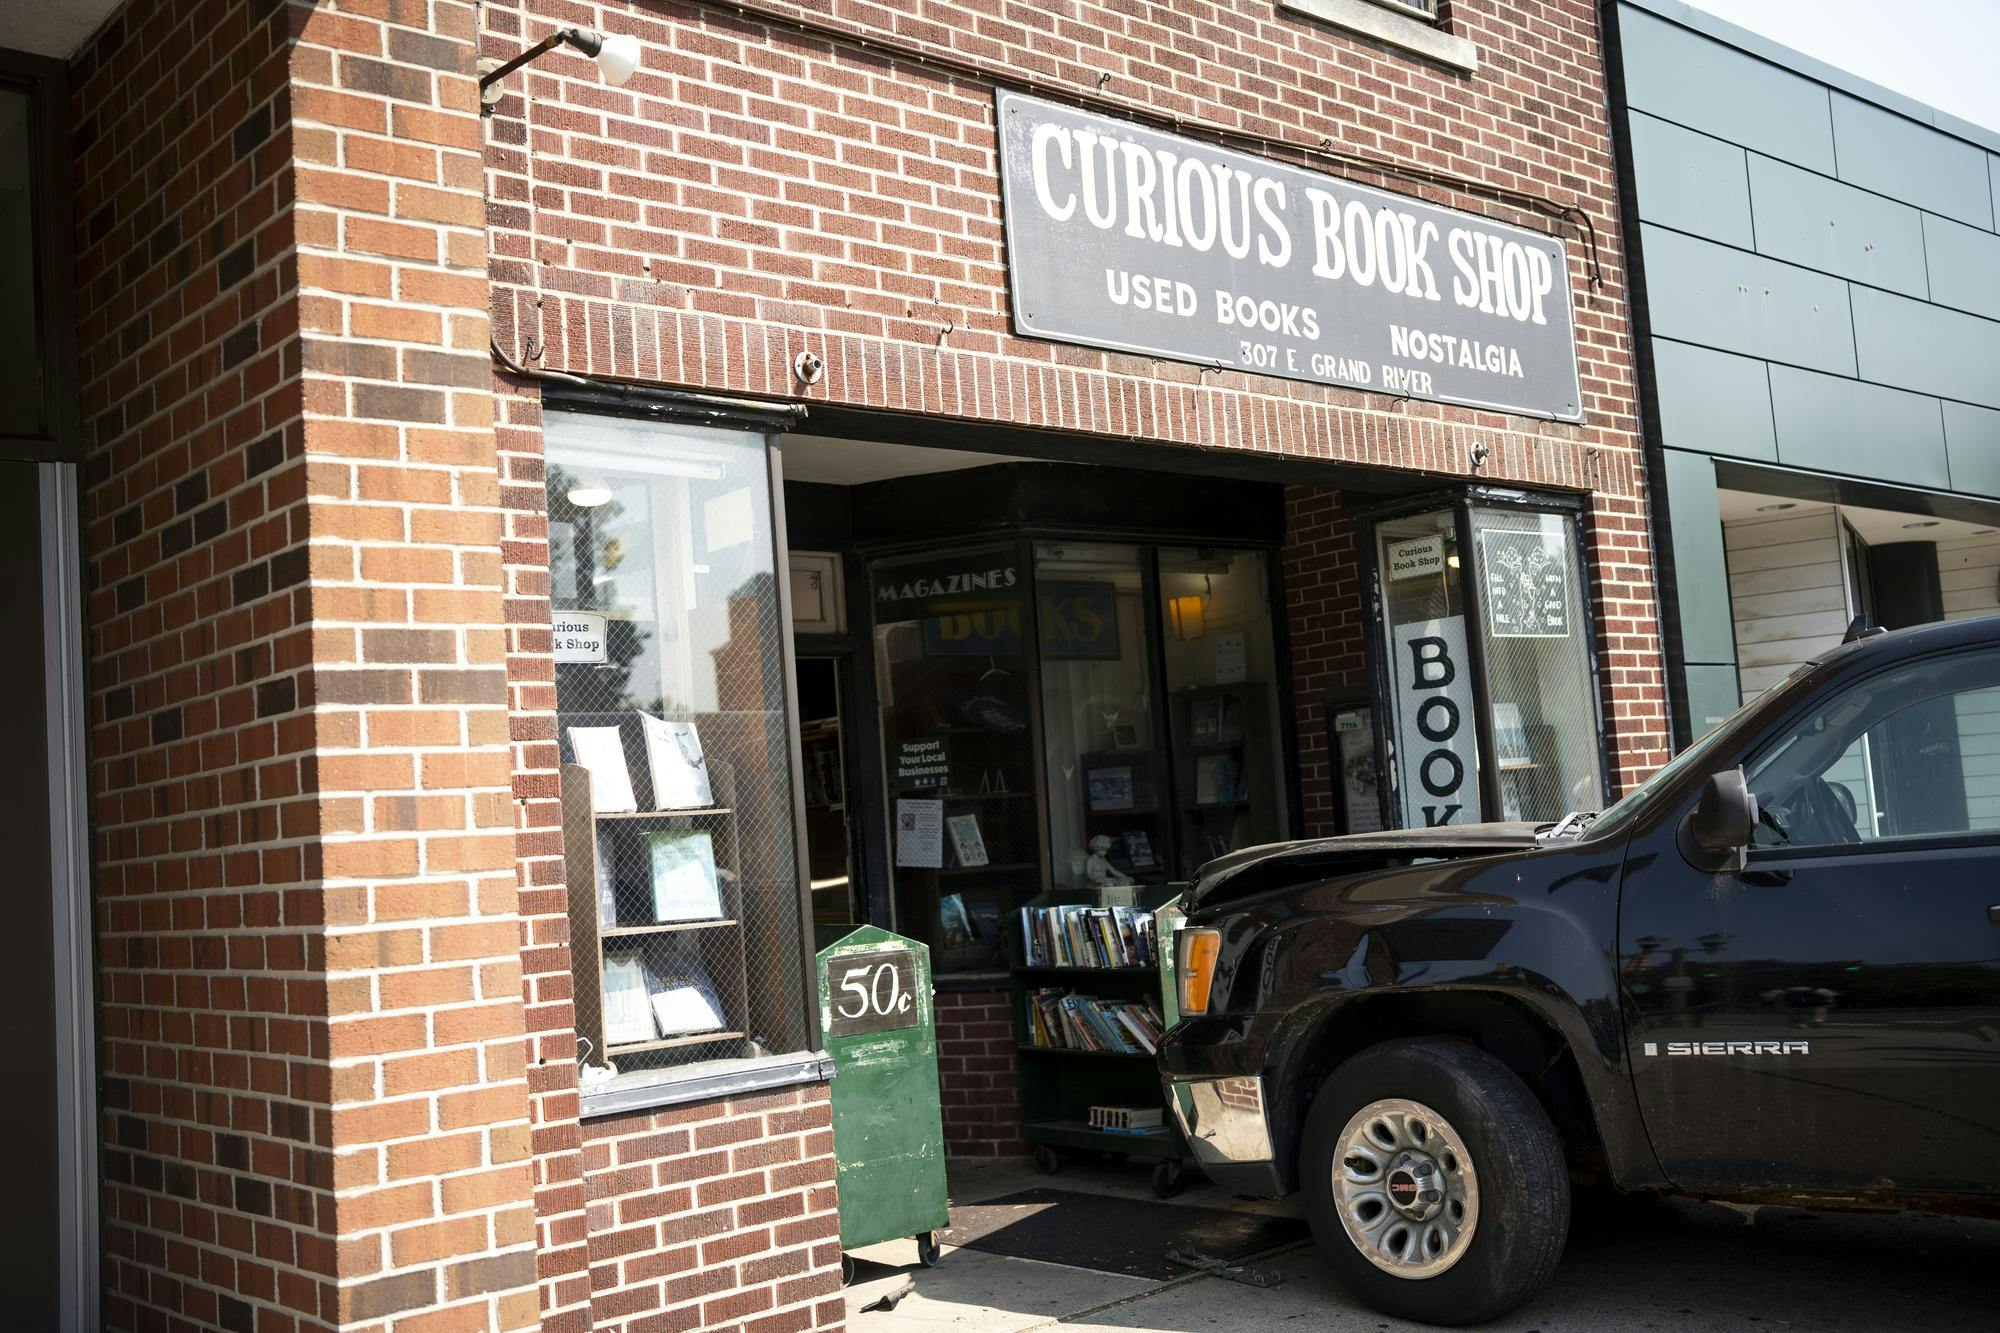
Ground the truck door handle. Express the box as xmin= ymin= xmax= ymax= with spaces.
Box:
xmin=1990 ymin=904 xmax=2000 ymax=925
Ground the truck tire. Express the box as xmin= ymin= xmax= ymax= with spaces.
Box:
xmin=1299 ymin=1037 xmax=1568 ymax=1326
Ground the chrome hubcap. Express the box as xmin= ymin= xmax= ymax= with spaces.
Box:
xmin=1331 ymin=1098 xmax=1479 ymax=1279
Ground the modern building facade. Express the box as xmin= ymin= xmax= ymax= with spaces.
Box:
xmin=6 ymin=0 xmax=1669 ymax=1329
xmin=1609 ymin=0 xmax=2000 ymax=740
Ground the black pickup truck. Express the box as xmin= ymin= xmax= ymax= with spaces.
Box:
xmin=1160 ymin=614 xmax=2000 ymax=1325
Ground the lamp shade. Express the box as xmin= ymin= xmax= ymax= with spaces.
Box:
xmin=596 ymin=33 xmax=641 ymax=86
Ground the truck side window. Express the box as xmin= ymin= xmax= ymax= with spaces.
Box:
xmin=1744 ymin=648 xmax=2000 ymax=850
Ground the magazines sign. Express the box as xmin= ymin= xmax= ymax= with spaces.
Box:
xmin=1390 ymin=617 xmax=1482 ymax=828
xmin=996 ymin=90 xmax=1584 ymax=420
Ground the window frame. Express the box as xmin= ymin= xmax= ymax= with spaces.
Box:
xmin=541 ymin=391 xmax=830 ymax=1118
xmin=1740 ymin=644 xmax=2000 ymax=863
xmin=1358 ymin=485 xmax=1611 ymax=828
xmin=0 ymin=47 xmax=78 ymax=464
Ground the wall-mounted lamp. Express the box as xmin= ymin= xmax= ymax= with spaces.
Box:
xmin=479 ymin=27 xmax=641 ymax=111
xmin=1167 ymin=593 xmax=1207 ymax=640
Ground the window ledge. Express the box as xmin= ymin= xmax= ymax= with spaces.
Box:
xmin=1280 ymin=0 xmax=1478 ymax=74
xmin=579 ymin=1049 xmax=836 ymax=1120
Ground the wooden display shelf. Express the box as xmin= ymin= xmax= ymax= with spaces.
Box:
xmin=1023 ymin=1117 xmax=1181 ymax=1159
xmin=600 ymin=919 xmax=738 ymax=937
xmin=606 ymin=1030 xmax=746 ymax=1057
xmin=1014 ymin=964 xmax=1155 ymax=975
xmin=594 ymin=806 xmax=733 ymax=820
xmin=1017 ymin=1044 xmax=1155 ymax=1060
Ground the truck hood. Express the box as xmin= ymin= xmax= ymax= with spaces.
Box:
xmin=1186 ymin=821 xmax=1547 ymax=908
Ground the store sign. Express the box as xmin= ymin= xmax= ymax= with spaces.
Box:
xmin=1038 ymin=582 xmax=1120 ymax=659
xmin=920 ymin=584 xmax=1119 ymax=658
xmin=1479 ymin=530 xmax=1571 ymax=638
xmin=1386 ymin=534 xmax=1447 ymax=581
xmin=553 ymin=611 xmax=608 ymax=664
xmin=876 ymin=561 xmax=1019 ymax=607
xmin=997 ymin=90 xmax=1584 ymax=420
xmin=1391 ymin=617 xmax=1482 ymax=827
xmin=824 ymin=947 xmax=921 ymax=1038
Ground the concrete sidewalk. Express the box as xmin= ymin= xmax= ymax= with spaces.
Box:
xmin=843 ymin=1157 xmax=2000 ymax=1332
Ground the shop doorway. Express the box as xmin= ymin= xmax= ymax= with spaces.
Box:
xmin=778 ymin=432 xmax=1297 ymax=975
xmin=0 ymin=462 xmax=96 ymax=1329
xmin=797 ymin=656 xmax=859 ymax=924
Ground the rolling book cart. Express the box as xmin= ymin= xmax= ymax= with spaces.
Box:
xmin=1008 ymin=885 xmax=1191 ymax=1196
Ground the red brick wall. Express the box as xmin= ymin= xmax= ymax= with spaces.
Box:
xmin=1282 ymin=488 xmax=1370 ymax=839
xmin=81 ymin=0 xmax=545 ymax=1326
xmin=74 ymin=0 xmax=326 ymax=1324
xmin=934 ymin=989 xmax=1027 ymax=1159
xmin=578 ymin=1085 xmax=843 ymax=1333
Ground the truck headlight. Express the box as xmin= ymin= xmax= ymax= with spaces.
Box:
xmin=1178 ymin=927 xmax=1221 ymax=1016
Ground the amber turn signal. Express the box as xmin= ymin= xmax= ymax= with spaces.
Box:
xmin=1178 ymin=928 xmax=1221 ymax=1016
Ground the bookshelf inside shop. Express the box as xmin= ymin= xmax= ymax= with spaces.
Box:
xmin=1166 ymin=681 xmax=1282 ymax=879
xmin=561 ymin=761 xmax=755 ymax=1071
xmin=1009 ymin=885 xmax=1190 ymax=1196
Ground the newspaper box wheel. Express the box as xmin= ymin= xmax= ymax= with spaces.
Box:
xmin=1152 ymin=1159 xmax=1185 ymax=1198
xmin=841 ymin=1254 xmax=856 ymax=1286
xmin=1033 ymin=1145 xmax=1062 ymax=1176
xmin=916 ymin=1231 xmax=942 ymax=1267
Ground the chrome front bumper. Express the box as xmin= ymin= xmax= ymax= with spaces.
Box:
xmin=1166 ymin=1074 xmax=1275 ymax=1167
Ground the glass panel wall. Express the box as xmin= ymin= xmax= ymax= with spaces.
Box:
xmin=1467 ymin=507 xmax=1604 ymax=819
xmin=546 ymin=412 xmax=808 ymax=1076
xmin=1034 ymin=542 xmax=1170 ymax=891
xmin=1376 ymin=509 xmax=1483 ymax=827
xmin=872 ymin=544 xmax=1038 ymax=971
xmin=1157 ymin=547 xmax=1287 ymax=875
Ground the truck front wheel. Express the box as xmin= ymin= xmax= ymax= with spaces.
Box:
xmin=1300 ymin=1038 xmax=1568 ymax=1326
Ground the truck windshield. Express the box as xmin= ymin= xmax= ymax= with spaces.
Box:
xmin=1583 ymin=662 xmax=1813 ymax=842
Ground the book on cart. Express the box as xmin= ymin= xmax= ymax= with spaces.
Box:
xmin=1018 ymin=903 xmax=1158 ymax=968
xmin=1022 ymin=990 xmax=1164 ymax=1055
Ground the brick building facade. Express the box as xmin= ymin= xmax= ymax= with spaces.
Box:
xmin=5 ymin=0 xmax=1666 ymax=1328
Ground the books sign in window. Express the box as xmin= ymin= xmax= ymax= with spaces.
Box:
xmin=1390 ymin=616 xmax=1482 ymax=828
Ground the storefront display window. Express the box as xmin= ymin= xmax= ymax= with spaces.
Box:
xmin=1036 ymin=543 xmax=1169 ymax=892
xmin=545 ymin=411 xmax=813 ymax=1087
xmin=1378 ymin=508 xmax=1483 ymax=827
xmin=1468 ymin=507 xmax=1604 ymax=820
xmin=1158 ymin=547 xmax=1288 ymax=875
xmin=1372 ymin=498 xmax=1605 ymax=828
xmin=873 ymin=543 xmax=1038 ymax=972
xmin=871 ymin=537 xmax=1294 ymax=971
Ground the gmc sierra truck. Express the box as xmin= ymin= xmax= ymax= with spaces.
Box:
xmin=1160 ymin=614 xmax=2000 ymax=1325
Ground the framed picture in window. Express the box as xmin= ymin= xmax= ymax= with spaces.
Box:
xmin=1325 ymin=688 xmax=1384 ymax=836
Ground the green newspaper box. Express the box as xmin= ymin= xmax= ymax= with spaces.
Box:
xmin=815 ymin=924 xmax=948 ymax=1274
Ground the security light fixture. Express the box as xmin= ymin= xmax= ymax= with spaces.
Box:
xmin=479 ymin=27 xmax=641 ymax=109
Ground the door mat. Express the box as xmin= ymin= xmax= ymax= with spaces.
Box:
xmin=940 ymin=1188 xmax=1306 ymax=1279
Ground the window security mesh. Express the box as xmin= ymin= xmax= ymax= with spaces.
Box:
xmin=546 ymin=411 xmax=808 ymax=1077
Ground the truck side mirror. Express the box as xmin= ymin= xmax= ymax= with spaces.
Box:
xmin=1681 ymin=767 xmax=1758 ymax=872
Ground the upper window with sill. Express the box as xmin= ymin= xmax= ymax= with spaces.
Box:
xmin=1279 ymin=0 xmax=1477 ymax=74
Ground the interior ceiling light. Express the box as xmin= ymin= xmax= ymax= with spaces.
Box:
xmin=1755 ymin=502 xmax=1796 ymax=512
xmin=1902 ymin=520 xmax=1941 ymax=530
xmin=567 ymin=486 xmax=613 ymax=508
xmin=479 ymin=27 xmax=642 ymax=110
